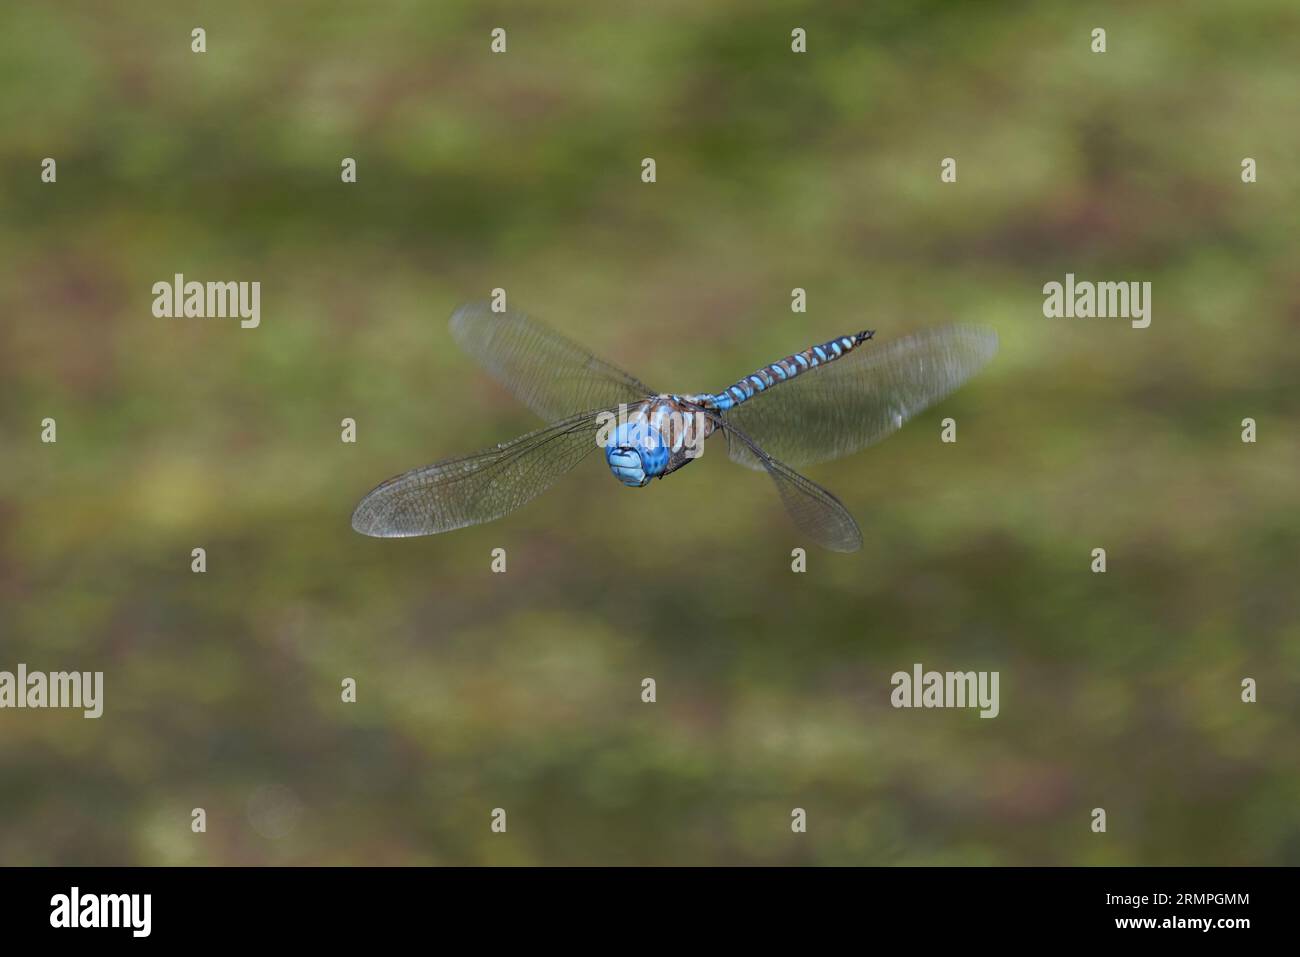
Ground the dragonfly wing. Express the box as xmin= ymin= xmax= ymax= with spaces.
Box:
xmin=711 ymin=412 xmax=863 ymax=552
xmin=450 ymin=302 xmax=655 ymax=422
xmin=724 ymin=325 xmax=998 ymax=470
xmin=352 ymin=409 xmax=610 ymax=538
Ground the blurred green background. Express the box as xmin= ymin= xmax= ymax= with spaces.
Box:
xmin=1 ymin=0 xmax=1297 ymax=865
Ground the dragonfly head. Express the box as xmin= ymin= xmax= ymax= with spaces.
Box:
xmin=604 ymin=421 xmax=669 ymax=488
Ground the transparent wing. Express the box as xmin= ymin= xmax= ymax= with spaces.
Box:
xmin=351 ymin=409 xmax=610 ymax=538
xmin=724 ymin=325 xmax=998 ymax=470
xmin=450 ymin=302 xmax=655 ymax=422
xmin=708 ymin=412 xmax=863 ymax=553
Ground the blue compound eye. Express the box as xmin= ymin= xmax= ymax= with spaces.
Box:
xmin=606 ymin=446 xmax=650 ymax=487
xmin=604 ymin=421 xmax=668 ymax=487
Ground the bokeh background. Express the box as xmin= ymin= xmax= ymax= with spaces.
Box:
xmin=1 ymin=1 xmax=1297 ymax=865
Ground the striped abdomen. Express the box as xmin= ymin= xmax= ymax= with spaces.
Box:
xmin=706 ymin=330 xmax=874 ymax=411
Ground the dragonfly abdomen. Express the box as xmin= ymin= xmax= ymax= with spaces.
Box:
xmin=707 ymin=330 xmax=874 ymax=411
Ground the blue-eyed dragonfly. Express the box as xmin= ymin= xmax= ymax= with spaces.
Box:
xmin=351 ymin=303 xmax=997 ymax=551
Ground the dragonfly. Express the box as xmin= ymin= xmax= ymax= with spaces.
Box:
xmin=351 ymin=303 xmax=998 ymax=552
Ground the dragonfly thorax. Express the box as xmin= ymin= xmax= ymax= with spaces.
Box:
xmin=603 ymin=396 xmax=713 ymax=488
